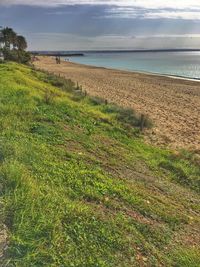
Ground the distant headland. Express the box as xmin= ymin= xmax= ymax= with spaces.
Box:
xmin=31 ymin=51 xmax=84 ymax=57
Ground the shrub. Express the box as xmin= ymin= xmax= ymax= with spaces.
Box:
xmin=89 ymin=96 xmax=108 ymax=106
xmin=70 ymin=90 xmax=86 ymax=102
xmin=3 ymin=49 xmax=31 ymax=64
xmin=103 ymin=104 xmax=123 ymax=114
xmin=116 ymin=107 xmax=136 ymax=124
xmin=116 ymin=107 xmax=151 ymax=130
xmin=136 ymin=114 xmax=153 ymax=131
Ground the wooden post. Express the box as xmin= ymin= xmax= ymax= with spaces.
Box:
xmin=140 ymin=114 xmax=145 ymax=132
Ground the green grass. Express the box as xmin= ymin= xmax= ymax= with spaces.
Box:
xmin=0 ymin=62 xmax=199 ymax=266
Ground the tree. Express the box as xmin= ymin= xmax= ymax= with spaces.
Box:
xmin=0 ymin=26 xmax=4 ymax=49
xmin=16 ymin=35 xmax=27 ymax=51
xmin=0 ymin=26 xmax=30 ymax=64
xmin=1 ymin=27 xmax=17 ymax=50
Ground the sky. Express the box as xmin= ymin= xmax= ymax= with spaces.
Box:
xmin=1 ymin=0 xmax=200 ymax=50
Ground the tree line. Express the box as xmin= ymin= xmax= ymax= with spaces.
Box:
xmin=0 ymin=27 xmax=31 ymax=63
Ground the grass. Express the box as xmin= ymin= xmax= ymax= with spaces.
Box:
xmin=0 ymin=62 xmax=199 ymax=266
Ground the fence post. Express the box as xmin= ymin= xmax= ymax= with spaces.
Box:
xmin=140 ymin=114 xmax=145 ymax=132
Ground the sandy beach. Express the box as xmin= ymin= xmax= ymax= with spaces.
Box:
xmin=34 ymin=56 xmax=200 ymax=151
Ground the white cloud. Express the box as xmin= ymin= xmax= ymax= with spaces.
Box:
xmin=145 ymin=11 xmax=200 ymax=20
xmin=104 ymin=7 xmax=200 ymax=20
xmin=1 ymin=1 xmax=200 ymax=20
xmin=0 ymin=0 xmax=199 ymax=9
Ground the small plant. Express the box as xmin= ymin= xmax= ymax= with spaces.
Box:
xmin=103 ymin=104 xmax=123 ymax=114
xmin=70 ymin=90 xmax=86 ymax=102
xmin=116 ymin=107 xmax=138 ymax=126
xmin=115 ymin=107 xmax=152 ymax=131
xmin=89 ymin=96 xmax=107 ymax=106
xmin=137 ymin=114 xmax=153 ymax=131
xmin=43 ymin=89 xmax=57 ymax=105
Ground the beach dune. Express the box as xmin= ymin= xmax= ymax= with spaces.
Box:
xmin=34 ymin=56 xmax=200 ymax=151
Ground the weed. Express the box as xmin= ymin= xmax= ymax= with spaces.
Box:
xmin=90 ymin=96 xmax=108 ymax=106
xmin=70 ymin=90 xmax=86 ymax=102
xmin=43 ymin=89 xmax=57 ymax=105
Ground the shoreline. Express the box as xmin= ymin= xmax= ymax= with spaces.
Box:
xmin=67 ymin=59 xmax=200 ymax=83
xmin=60 ymin=56 xmax=200 ymax=84
xmin=34 ymin=56 xmax=200 ymax=151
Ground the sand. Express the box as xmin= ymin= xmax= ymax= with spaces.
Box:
xmin=34 ymin=56 xmax=200 ymax=151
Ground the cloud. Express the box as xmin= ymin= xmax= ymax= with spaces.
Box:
xmin=103 ymin=7 xmax=200 ymax=20
xmin=0 ymin=0 xmax=200 ymax=9
xmin=1 ymin=1 xmax=200 ymax=20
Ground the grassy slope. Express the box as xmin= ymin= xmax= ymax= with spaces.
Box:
xmin=0 ymin=62 xmax=199 ymax=267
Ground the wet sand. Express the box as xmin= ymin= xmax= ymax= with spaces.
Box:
xmin=34 ymin=56 xmax=200 ymax=151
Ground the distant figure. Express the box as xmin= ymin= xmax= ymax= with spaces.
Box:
xmin=56 ymin=56 xmax=61 ymax=64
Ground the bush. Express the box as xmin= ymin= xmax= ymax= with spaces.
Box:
xmin=136 ymin=114 xmax=153 ymax=130
xmin=103 ymin=104 xmax=123 ymax=114
xmin=89 ymin=96 xmax=108 ymax=106
xmin=70 ymin=90 xmax=86 ymax=102
xmin=117 ymin=108 xmax=152 ymax=130
xmin=3 ymin=49 xmax=31 ymax=64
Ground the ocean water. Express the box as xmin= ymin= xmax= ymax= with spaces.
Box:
xmin=65 ymin=51 xmax=200 ymax=79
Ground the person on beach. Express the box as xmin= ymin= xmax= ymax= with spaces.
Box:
xmin=56 ymin=56 xmax=61 ymax=64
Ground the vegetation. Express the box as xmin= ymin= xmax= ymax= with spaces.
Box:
xmin=0 ymin=27 xmax=30 ymax=63
xmin=0 ymin=62 xmax=199 ymax=266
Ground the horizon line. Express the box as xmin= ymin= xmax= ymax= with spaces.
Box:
xmin=30 ymin=48 xmax=200 ymax=53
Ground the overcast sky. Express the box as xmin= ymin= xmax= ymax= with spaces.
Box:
xmin=1 ymin=0 xmax=200 ymax=50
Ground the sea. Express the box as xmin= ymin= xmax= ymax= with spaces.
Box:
xmin=63 ymin=50 xmax=200 ymax=80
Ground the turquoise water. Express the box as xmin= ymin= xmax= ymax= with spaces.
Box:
xmin=65 ymin=51 xmax=200 ymax=79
